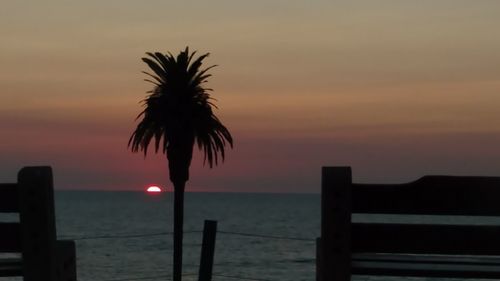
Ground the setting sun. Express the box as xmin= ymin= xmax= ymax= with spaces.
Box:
xmin=146 ymin=185 xmax=162 ymax=193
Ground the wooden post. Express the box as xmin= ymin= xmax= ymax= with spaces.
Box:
xmin=198 ymin=220 xmax=217 ymax=281
xmin=321 ymin=167 xmax=352 ymax=281
xmin=18 ymin=166 xmax=57 ymax=281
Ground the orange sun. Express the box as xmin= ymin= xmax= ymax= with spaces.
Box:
xmin=146 ymin=185 xmax=162 ymax=193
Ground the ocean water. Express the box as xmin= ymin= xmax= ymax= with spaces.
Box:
xmin=54 ymin=191 xmax=320 ymax=281
xmin=4 ymin=191 xmax=494 ymax=281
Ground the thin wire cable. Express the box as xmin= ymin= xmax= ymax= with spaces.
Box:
xmin=101 ymin=274 xmax=170 ymax=281
xmin=63 ymin=230 xmax=313 ymax=242
xmin=213 ymin=273 xmax=276 ymax=281
xmin=69 ymin=232 xmax=172 ymax=240
xmin=65 ymin=230 xmax=202 ymax=241
xmin=218 ymin=230 xmax=315 ymax=242
xmin=99 ymin=272 xmax=197 ymax=281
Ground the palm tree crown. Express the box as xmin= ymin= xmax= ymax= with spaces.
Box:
xmin=129 ymin=47 xmax=233 ymax=181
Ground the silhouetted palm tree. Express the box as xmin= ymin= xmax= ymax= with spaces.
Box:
xmin=129 ymin=47 xmax=233 ymax=281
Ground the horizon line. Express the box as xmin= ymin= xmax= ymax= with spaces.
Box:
xmin=54 ymin=189 xmax=320 ymax=195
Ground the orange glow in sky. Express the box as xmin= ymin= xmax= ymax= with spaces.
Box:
xmin=1 ymin=1 xmax=500 ymax=192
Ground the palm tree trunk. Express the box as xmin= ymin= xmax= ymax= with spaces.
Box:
xmin=173 ymin=181 xmax=185 ymax=281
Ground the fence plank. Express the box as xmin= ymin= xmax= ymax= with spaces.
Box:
xmin=352 ymin=176 xmax=500 ymax=215
xmin=352 ymin=223 xmax=500 ymax=255
xmin=0 ymin=259 xmax=22 ymax=277
xmin=0 ymin=184 xmax=18 ymax=212
xmin=352 ymin=255 xmax=500 ymax=279
xmin=0 ymin=223 xmax=21 ymax=252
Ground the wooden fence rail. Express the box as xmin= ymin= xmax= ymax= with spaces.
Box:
xmin=318 ymin=166 xmax=500 ymax=281
xmin=0 ymin=166 xmax=77 ymax=281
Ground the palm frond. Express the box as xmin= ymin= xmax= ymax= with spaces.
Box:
xmin=151 ymin=52 xmax=175 ymax=74
xmin=187 ymin=50 xmax=198 ymax=66
xmin=129 ymin=47 xmax=233 ymax=169
xmin=141 ymin=57 xmax=167 ymax=81
xmin=141 ymin=71 xmax=163 ymax=84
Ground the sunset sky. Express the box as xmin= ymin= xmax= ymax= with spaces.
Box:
xmin=1 ymin=1 xmax=499 ymax=192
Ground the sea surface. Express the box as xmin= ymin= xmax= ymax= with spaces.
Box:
xmin=56 ymin=191 xmax=320 ymax=281
xmin=3 ymin=191 xmax=495 ymax=281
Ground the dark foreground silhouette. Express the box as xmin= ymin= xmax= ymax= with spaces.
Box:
xmin=0 ymin=167 xmax=77 ymax=281
xmin=318 ymin=166 xmax=500 ymax=281
xmin=129 ymin=47 xmax=233 ymax=281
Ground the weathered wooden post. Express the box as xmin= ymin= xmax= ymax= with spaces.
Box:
xmin=198 ymin=220 xmax=217 ymax=281
xmin=18 ymin=166 xmax=57 ymax=281
xmin=321 ymin=167 xmax=352 ymax=281
xmin=0 ymin=166 xmax=77 ymax=281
